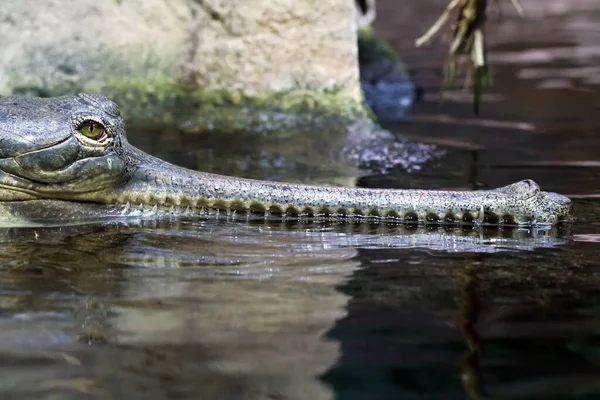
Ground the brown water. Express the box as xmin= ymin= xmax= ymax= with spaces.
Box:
xmin=2 ymin=1 xmax=600 ymax=399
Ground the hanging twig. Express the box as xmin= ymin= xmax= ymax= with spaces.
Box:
xmin=415 ymin=0 xmax=462 ymax=47
xmin=510 ymin=0 xmax=524 ymax=16
xmin=415 ymin=0 xmax=524 ymax=114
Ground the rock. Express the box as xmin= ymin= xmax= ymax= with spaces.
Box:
xmin=0 ymin=0 xmax=362 ymax=123
xmin=358 ymin=26 xmax=417 ymax=122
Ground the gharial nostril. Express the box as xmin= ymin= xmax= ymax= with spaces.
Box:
xmin=523 ymin=179 xmax=541 ymax=191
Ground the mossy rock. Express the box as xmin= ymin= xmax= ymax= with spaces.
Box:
xmin=357 ymin=26 xmax=417 ymax=121
xmin=9 ymin=74 xmax=372 ymax=135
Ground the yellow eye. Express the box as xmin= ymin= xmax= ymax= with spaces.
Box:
xmin=77 ymin=120 xmax=106 ymax=140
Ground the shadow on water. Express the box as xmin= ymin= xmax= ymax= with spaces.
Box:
xmin=3 ymin=0 xmax=600 ymax=399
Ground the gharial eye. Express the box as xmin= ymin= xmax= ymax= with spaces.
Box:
xmin=77 ymin=120 xmax=107 ymax=140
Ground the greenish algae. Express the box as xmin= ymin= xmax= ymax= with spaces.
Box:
xmin=8 ymin=74 xmax=372 ymax=135
xmin=357 ymin=26 xmax=398 ymax=64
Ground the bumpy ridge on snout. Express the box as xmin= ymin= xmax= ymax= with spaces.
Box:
xmin=488 ymin=180 xmax=573 ymax=225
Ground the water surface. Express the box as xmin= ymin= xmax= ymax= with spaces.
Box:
xmin=2 ymin=1 xmax=600 ymax=399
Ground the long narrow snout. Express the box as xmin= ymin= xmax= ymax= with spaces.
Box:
xmin=74 ymin=145 xmax=574 ymax=227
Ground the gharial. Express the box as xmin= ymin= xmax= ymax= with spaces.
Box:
xmin=0 ymin=93 xmax=573 ymax=227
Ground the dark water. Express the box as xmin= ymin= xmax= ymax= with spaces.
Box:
xmin=2 ymin=1 xmax=600 ymax=399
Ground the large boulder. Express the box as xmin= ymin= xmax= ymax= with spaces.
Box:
xmin=0 ymin=0 xmax=363 ymax=123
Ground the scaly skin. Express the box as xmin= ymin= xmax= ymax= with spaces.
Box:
xmin=0 ymin=94 xmax=573 ymax=227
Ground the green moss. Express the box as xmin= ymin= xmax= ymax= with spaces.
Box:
xmin=90 ymin=77 xmax=372 ymax=134
xmin=357 ymin=26 xmax=398 ymax=64
xmin=4 ymin=38 xmax=373 ymax=135
xmin=7 ymin=68 xmax=373 ymax=138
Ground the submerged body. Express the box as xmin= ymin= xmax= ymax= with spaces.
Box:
xmin=0 ymin=94 xmax=573 ymax=227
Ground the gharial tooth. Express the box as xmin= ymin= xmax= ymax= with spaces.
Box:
xmin=151 ymin=205 xmax=158 ymax=214
xmin=475 ymin=205 xmax=485 ymax=225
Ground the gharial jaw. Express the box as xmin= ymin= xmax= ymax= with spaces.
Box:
xmin=74 ymin=152 xmax=573 ymax=226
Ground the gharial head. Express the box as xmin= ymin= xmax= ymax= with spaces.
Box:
xmin=0 ymin=93 xmax=575 ymax=228
xmin=0 ymin=93 xmax=132 ymax=201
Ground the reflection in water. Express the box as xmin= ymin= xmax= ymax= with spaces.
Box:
xmin=0 ymin=220 xmax=357 ymax=399
xmin=0 ymin=219 xmax=586 ymax=399
xmin=457 ymin=259 xmax=488 ymax=400
xmin=129 ymin=117 xmax=454 ymax=191
xmin=322 ymin=236 xmax=600 ymax=399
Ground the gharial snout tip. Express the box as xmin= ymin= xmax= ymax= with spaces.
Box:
xmin=544 ymin=191 xmax=574 ymax=222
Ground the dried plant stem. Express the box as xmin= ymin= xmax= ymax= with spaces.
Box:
xmin=415 ymin=0 xmax=462 ymax=47
xmin=415 ymin=0 xmax=524 ymax=114
xmin=510 ymin=0 xmax=524 ymax=16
